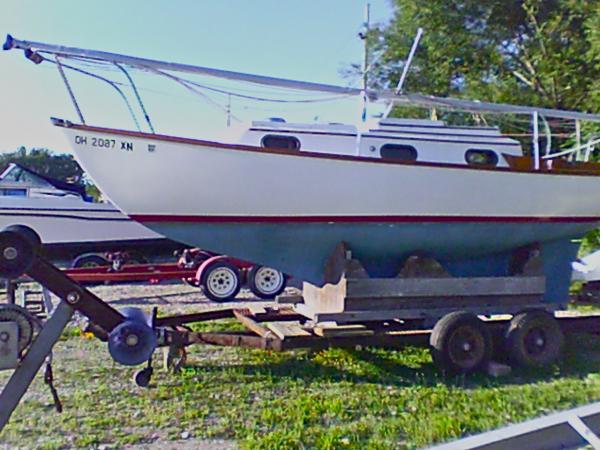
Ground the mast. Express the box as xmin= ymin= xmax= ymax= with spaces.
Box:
xmin=2 ymin=34 xmax=361 ymax=97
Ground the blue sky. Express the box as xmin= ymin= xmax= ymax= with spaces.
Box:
xmin=0 ymin=0 xmax=392 ymax=153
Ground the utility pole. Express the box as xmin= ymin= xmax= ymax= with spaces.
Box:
xmin=359 ymin=3 xmax=370 ymax=122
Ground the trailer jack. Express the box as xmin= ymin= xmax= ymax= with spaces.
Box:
xmin=0 ymin=226 xmax=168 ymax=431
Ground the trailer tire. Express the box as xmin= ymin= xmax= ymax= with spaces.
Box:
xmin=430 ymin=311 xmax=492 ymax=375
xmin=201 ymin=260 xmax=241 ymax=302
xmin=4 ymin=225 xmax=41 ymax=253
xmin=71 ymin=254 xmax=110 ymax=269
xmin=248 ymin=265 xmax=286 ymax=299
xmin=505 ymin=311 xmax=563 ymax=368
xmin=0 ymin=226 xmax=39 ymax=279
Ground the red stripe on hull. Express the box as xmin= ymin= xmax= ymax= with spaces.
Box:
xmin=131 ymin=215 xmax=600 ymax=224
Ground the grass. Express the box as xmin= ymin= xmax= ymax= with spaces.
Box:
xmin=3 ymin=320 xmax=600 ymax=449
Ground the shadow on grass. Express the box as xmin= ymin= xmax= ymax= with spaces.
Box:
xmin=180 ymin=332 xmax=600 ymax=390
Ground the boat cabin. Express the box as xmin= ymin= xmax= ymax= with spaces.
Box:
xmin=238 ymin=117 xmax=523 ymax=168
xmin=0 ymin=163 xmax=89 ymax=200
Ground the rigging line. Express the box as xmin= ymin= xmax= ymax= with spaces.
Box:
xmin=56 ymin=59 xmax=305 ymax=106
xmin=62 ymin=55 xmax=358 ymax=100
xmin=145 ymin=66 xmax=242 ymax=122
xmin=94 ymin=58 xmax=355 ymax=100
xmin=54 ymin=56 xmax=85 ymax=124
xmin=45 ymin=57 xmax=142 ymax=132
xmin=180 ymin=78 xmax=354 ymax=103
xmin=114 ymin=63 xmax=156 ymax=133
xmin=125 ymin=61 xmax=354 ymax=104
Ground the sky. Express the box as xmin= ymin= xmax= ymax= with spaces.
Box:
xmin=0 ymin=0 xmax=393 ymax=154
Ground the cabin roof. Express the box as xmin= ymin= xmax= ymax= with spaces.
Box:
xmin=0 ymin=163 xmax=87 ymax=198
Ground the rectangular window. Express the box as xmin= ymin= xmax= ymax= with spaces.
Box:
xmin=1 ymin=188 xmax=27 ymax=196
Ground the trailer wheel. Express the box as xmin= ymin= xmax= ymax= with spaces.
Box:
xmin=430 ymin=311 xmax=492 ymax=375
xmin=71 ymin=254 xmax=110 ymax=269
xmin=248 ymin=265 xmax=286 ymax=299
xmin=0 ymin=226 xmax=39 ymax=279
xmin=505 ymin=311 xmax=564 ymax=368
xmin=201 ymin=261 xmax=241 ymax=302
xmin=134 ymin=367 xmax=153 ymax=388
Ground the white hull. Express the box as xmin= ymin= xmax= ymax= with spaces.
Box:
xmin=63 ymin=126 xmax=600 ymax=220
xmin=0 ymin=196 xmax=163 ymax=245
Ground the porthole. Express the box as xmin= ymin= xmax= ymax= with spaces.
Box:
xmin=380 ymin=144 xmax=418 ymax=162
xmin=261 ymin=135 xmax=301 ymax=150
xmin=465 ymin=149 xmax=498 ymax=167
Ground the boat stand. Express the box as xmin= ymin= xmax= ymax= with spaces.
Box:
xmin=0 ymin=300 xmax=72 ymax=430
xmin=298 ymin=242 xmax=558 ymax=324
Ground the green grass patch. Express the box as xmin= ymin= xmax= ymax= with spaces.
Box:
xmin=2 ymin=333 xmax=600 ymax=449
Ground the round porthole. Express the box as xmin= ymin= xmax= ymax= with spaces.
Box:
xmin=465 ymin=149 xmax=498 ymax=166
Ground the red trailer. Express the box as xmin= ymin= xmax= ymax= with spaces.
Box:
xmin=60 ymin=248 xmax=288 ymax=301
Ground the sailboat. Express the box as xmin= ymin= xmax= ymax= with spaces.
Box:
xmin=4 ymin=34 xmax=600 ymax=303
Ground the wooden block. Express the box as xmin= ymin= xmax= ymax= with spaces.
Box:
xmin=323 ymin=242 xmax=369 ymax=284
xmin=346 ymin=276 xmax=545 ymax=299
xmin=313 ymin=323 xmax=374 ymax=338
xmin=247 ymin=304 xmax=267 ymax=315
xmin=233 ymin=310 xmax=271 ymax=338
xmin=276 ymin=295 xmax=303 ymax=304
xmin=302 ymin=279 xmax=347 ymax=314
xmin=344 ymin=294 xmax=541 ymax=312
xmin=266 ymin=321 xmax=311 ymax=340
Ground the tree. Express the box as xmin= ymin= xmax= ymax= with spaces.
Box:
xmin=364 ymin=1 xmax=600 ymax=252
xmin=0 ymin=147 xmax=100 ymax=200
xmin=0 ymin=148 xmax=84 ymax=182
xmin=367 ymin=0 xmax=600 ymax=112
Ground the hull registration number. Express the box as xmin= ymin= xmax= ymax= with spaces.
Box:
xmin=75 ymin=135 xmax=134 ymax=151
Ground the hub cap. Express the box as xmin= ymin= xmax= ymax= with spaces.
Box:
xmin=447 ymin=327 xmax=485 ymax=370
xmin=524 ymin=328 xmax=547 ymax=356
xmin=206 ymin=267 xmax=238 ymax=298
xmin=254 ymin=267 xmax=284 ymax=295
xmin=3 ymin=247 xmax=17 ymax=261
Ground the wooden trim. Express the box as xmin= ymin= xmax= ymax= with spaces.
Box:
xmin=504 ymin=154 xmax=600 ymax=176
xmin=55 ymin=121 xmax=600 ymax=178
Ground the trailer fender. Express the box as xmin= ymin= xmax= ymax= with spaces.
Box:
xmin=195 ymin=255 xmax=232 ymax=285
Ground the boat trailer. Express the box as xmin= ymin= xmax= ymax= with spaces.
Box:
xmin=2 ymin=226 xmax=600 ymax=437
xmin=3 ymin=247 xmax=287 ymax=308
